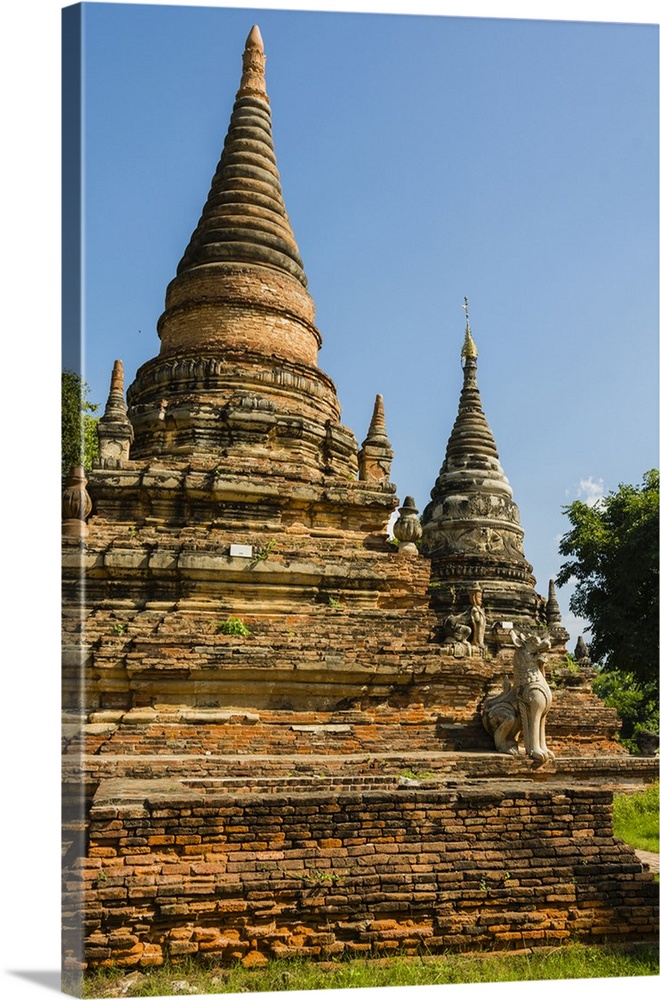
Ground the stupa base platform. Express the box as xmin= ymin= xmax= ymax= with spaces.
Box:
xmin=62 ymin=751 xmax=659 ymax=971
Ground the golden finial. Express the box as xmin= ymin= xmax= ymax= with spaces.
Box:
xmin=461 ymin=296 xmax=478 ymax=360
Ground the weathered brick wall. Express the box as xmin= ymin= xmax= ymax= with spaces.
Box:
xmin=63 ymin=707 xmax=621 ymax=761
xmin=65 ymin=783 xmax=658 ymax=969
xmin=158 ymin=265 xmax=320 ymax=366
xmin=63 ymin=588 xmax=622 ymax=755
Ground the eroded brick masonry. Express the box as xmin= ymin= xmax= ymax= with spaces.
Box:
xmin=69 ymin=785 xmax=656 ymax=967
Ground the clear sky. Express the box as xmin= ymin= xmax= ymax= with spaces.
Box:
xmin=68 ymin=1 xmax=659 ymax=646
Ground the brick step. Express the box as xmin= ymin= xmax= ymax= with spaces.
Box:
xmin=62 ymin=749 xmax=658 ymax=793
xmin=181 ymin=774 xmax=414 ymax=793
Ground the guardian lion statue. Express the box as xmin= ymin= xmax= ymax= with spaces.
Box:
xmin=481 ymin=630 xmax=554 ymax=762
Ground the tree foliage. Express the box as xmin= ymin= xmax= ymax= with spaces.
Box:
xmin=62 ymin=369 xmax=99 ymax=478
xmin=557 ymin=470 xmax=659 ymax=696
xmin=591 ymin=669 xmax=658 ymax=747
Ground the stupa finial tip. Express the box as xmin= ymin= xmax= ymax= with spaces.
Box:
xmin=461 ymin=297 xmax=478 ymax=361
xmin=246 ymin=25 xmax=264 ymax=51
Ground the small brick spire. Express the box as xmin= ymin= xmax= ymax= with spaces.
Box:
xmin=367 ymin=394 xmax=388 ymax=440
xmin=546 ymin=578 xmax=562 ymax=627
xmin=104 ymin=360 xmax=128 ymax=418
xmin=358 ymin=394 xmax=393 ymax=482
xmin=97 ymin=359 xmax=134 ymax=468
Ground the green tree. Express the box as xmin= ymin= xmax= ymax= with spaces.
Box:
xmin=590 ymin=669 xmax=658 ymax=749
xmin=557 ymin=470 xmax=659 ymax=694
xmin=62 ymin=369 xmax=99 ymax=478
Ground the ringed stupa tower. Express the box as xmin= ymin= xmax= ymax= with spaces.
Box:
xmin=126 ymin=25 xmax=360 ymax=483
xmin=422 ymin=300 xmax=542 ymax=632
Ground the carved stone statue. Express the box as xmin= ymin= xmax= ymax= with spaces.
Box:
xmin=439 ymin=583 xmax=487 ymax=658
xmin=467 ymin=582 xmax=487 ymax=648
xmin=442 ymin=615 xmax=472 ymax=657
xmin=481 ymin=630 xmax=554 ymax=762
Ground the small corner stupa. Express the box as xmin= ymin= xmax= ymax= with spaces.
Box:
xmin=422 ymin=299 xmax=551 ymax=640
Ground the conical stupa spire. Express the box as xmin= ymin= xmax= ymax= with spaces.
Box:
xmin=422 ymin=304 xmax=539 ymax=629
xmin=366 ymin=394 xmax=388 ymax=442
xmin=442 ymin=323 xmax=504 ymax=478
xmin=546 ymin=578 xmax=562 ymax=627
xmin=155 ymin=26 xmax=320 ymax=368
xmin=174 ymin=25 xmax=307 ymax=287
xmin=103 ymin=360 xmax=128 ymax=419
xmin=97 ymin=359 xmax=133 ymax=468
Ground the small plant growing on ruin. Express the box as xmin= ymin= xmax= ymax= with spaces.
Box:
xmin=281 ymin=867 xmax=341 ymax=885
xmin=564 ymin=653 xmax=581 ymax=674
xmin=111 ymin=623 xmax=127 ymax=635
xmin=248 ymin=539 xmax=277 ymax=568
xmin=299 ymin=869 xmax=341 ymax=884
xmin=327 ymin=596 xmax=342 ymax=608
xmin=399 ymin=768 xmax=435 ymax=780
xmin=308 ymin=869 xmax=341 ymax=883
xmin=216 ymin=617 xmax=250 ymax=637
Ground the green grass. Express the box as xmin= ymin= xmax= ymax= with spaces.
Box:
xmin=613 ymin=782 xmax=659 ymax=853
xmin=77 ymin=944 xmax=659 ymax=997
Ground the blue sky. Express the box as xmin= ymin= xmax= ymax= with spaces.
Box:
xmin=68 ymin=2 xmax=659 ymax=646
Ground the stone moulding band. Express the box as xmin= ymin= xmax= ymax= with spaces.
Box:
xmin=128 ymin=351 xmax=339 ymax=408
